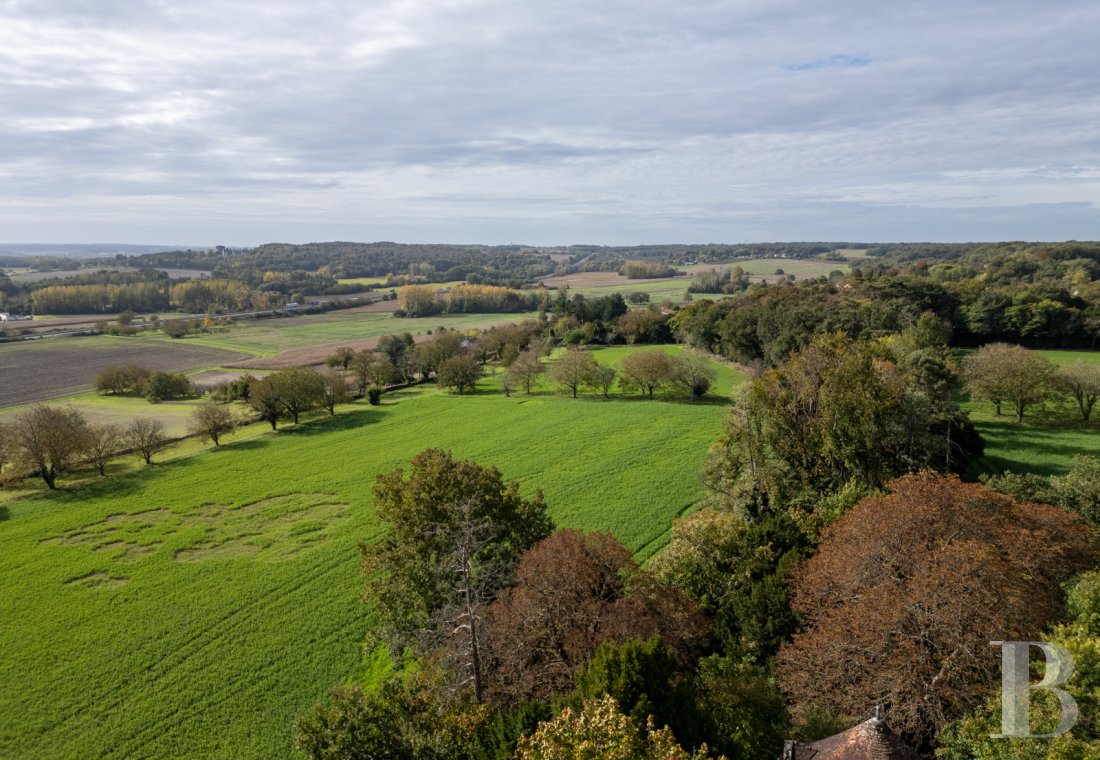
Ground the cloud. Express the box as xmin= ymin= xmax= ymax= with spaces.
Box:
xmin=0 ymin=0 xmax=1098 ymax=244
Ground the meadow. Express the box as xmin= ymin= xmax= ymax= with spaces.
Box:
xmin=0 ymin=347 xmax=736 ymax=760
xmin=964 ymin=349 xmax=1100 ymax=477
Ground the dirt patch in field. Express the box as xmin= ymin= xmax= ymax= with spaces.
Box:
xmin=65 ymin=571 xmax=129 ymax=589
xmin=0 ymin=337 xmax=248 ymax=407
xmin=189 ymin=369 xmax=268 ymax=386
xmin=47 ymin=494 xmax=351 ymax=566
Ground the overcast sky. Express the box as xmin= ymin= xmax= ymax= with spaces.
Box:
xmin=1 ymin=0 xmax=1098 ymax=246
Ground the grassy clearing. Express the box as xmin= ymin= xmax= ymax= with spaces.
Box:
xmin=732 ymin=257 xmax=844 ymax=278
xmin=0 ymin=348 xmax=735 ymax=759
xmin=963 ymin=349 xmax=1100 ymax=477
xmin=336 ymin=276 xmax=389 ymax=286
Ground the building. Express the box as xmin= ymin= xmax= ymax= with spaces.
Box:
xmin=780 ymin=712 xmax=920 ymax=760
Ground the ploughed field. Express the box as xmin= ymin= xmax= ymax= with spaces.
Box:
xmin=0 ymin=337 xmax=247 ymax=407
xmin=0 ymin=356 xmax=737 ymax=760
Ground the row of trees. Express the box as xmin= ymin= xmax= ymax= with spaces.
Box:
xmin=94 ymin=365 xmax=195 ymax=403
xmin=0 ymin=407 xmax=176 ymax=488
xmin=962 ymin=342 xmax=1100 ymax=421
xmin=398 ymin=284 xmax=545 ymax=317
xmin=30 ymin=283 xmax=169 ymax=314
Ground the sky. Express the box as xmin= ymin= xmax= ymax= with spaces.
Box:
xmin=1 ymin=0 xmax=1098 ymax=247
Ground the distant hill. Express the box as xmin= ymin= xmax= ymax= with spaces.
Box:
xmin=0 ymin=243 xmax=193 ymax=258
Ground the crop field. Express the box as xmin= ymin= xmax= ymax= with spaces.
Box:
xmin=178 ymin=310 xmax=536 ymax=360
xmin=0 ymin=337 xmax=247 ymax=407
xmin=0 ymin=350 xmax=736 ymax=760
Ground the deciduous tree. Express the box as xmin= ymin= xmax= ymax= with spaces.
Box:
xmin=506 ymin=351 xmax=544 ymax=394
xmin=963 ymin=342 xmax=1057 ymax=421
xmin=364 ymin=449 xmax=554 ymax=689
xmin=188 ymin=402 xmax=235 ymax=445
xmin=10 ymin=405 xmax=89 ymax=488
xmin=1058 ymin=360 xmax=1100 ymax=422
xmin=589 ymin=363 xmax=617 ymax=399
xmin=776 ymin=472 xmax=1097 ymax=746
xmin=320 ymin=372 xmax=351 ymax=415
xmin=126 ymin=417 xmax=170 ymax=464
xmin=619 ymin=350 xmax=677 ymax=399
xmin=436 ymin=355 xmax=482 ymax=394
xmin=84 ymin=424 xmax=123 ymax=475
xmin=551 ymin=348 xmax=597 ymax=398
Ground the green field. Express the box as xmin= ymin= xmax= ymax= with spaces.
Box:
xmin=964 ymin=349 xmax=1100 ymax=477
xmin=0 ymin=347 xmax=735 ymax=759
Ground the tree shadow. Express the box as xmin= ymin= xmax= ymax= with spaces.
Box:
xmin=281 ymin=408 xmax=383 ymax=436
xmin=0 ymin=506 xmax=9 ymax=521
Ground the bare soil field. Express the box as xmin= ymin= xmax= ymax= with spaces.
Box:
xmin=0 ymin=337 xmax=248 ymax=407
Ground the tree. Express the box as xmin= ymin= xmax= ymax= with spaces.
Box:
xmin=364 ymin=449 xmax=554 ymax=690
xmin=619 ymin=350 xmax=677 ymax=399
xmin=94 ymin=365 xmax=150 ymax=395
xmin=295 ymin=668 xmax=489 ymax=760
xmin=514 ymin=695 xmax=712 ymax=760
xmin=0 ymin=422 xmax=9 ymax=480
xmin=324 ymin=347 xmax=355 ymax=370
xmin=320 ymin=372 xmax=351 ymax=415
xmin=126 ymin=417 xmax=170 ymax=464
xmin=1058 ymin=360 xmax=1100 ymax=421
xmin=483 ymin=530 xmax=706 ymax=705
xmin=268 ymin=367 xmax=327 ymax=424
xmin=248 ymin=376 xmax=283 ymax=430
xmin=188 ymin=402 xmax=235 ymax=445
xmin=506 ymin=351 xmax=544 ymax=394
xmin=84 ymin=424 xmax=123 ymax=475
xmin=161 ymin=318 xmax=192 ymax=338
xmin=436 ymin=355 xmax=482 ymax=394
xmin=551 ymin=348 xmax=597 ymax=398
xmin=704 ymin=334 xmax=983 ymax=516
xmin=963 ymin=343 xmax=1057 ymax=421
xmin=776 ymin=472 xmax=1097 ymax=747
xmin=349 ymin=350 xmax=396 ymax=395
xmin=9 ymin=405 xmax=89 ymax=488
xmin=589 ymin=363 xmax=617 ymax=399
xmin=673 ymin=350 xmax=717 ymax=400
xmin=143 ymin=371 xmax=192 ymax=403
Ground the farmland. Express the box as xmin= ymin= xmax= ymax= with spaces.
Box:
xmin=0 ymin=337 xmax=247 ymax=407
xmin=0 ymin=349 xmax=735 ymax=760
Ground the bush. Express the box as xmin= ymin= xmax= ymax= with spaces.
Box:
xmin=143 ymin=372 xmax=193 ymax=403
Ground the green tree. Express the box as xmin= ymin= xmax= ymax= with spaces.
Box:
xmin=364 ymin=449 xmax=554 ymax=680
xmin=436 ymin=355 xmax=482 ymax=394
xmin=248 ymin=376 xmax=283 ymax=430
xmin=514 ymin=695 xmax=713 ymax=760
xmin=963 ymin=343 xmax=1057 ymax=421
xmin=673 ymin=350 xmax=717 ymax=400
xmin=325 ymin=347 xmax=355 ymax=370
xmin=268 ymin=367 xmax=327 ymax=424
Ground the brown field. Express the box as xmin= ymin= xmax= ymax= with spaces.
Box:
xmin=0 ymin=337 xmax=247 ymax=407
xmin=224 ymin=334 xmax=430 ymax=370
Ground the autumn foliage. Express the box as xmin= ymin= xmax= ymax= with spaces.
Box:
xmin=777 ymin=472 xmax=1097 ymax=745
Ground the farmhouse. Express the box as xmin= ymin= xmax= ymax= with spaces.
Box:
xmin=779 ymin=713 xmax=920 ymax=759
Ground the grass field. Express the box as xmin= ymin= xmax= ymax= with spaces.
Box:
xmin=0 ymin=347 xmax=735 ymax=760
xmin=964 ymin=349 xmax=1100 ymax=477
